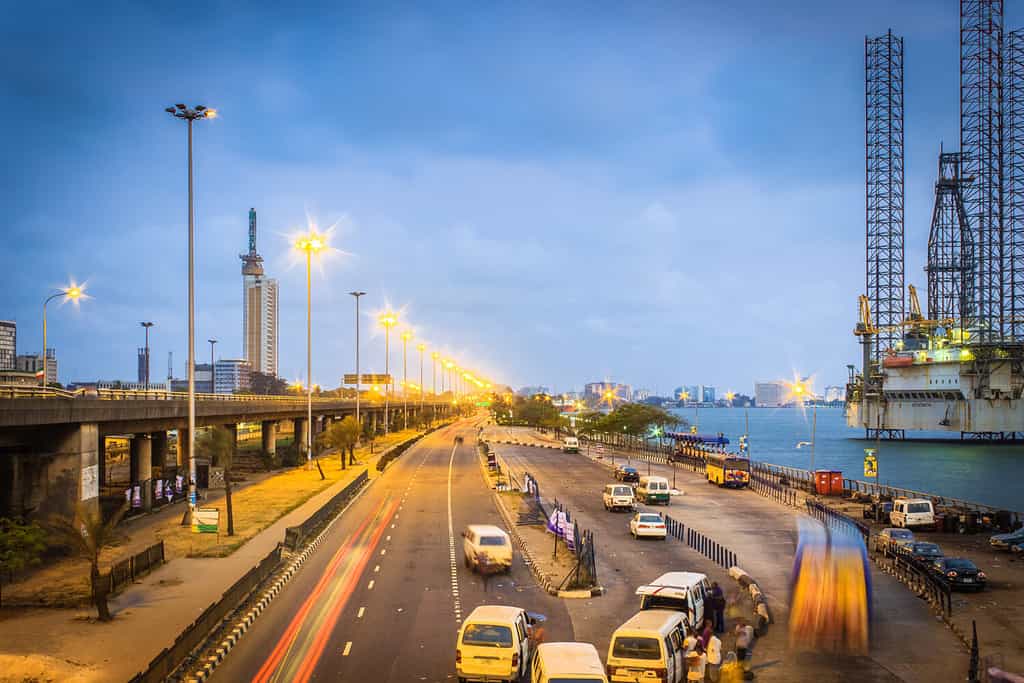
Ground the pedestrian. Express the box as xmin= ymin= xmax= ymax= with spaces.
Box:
xmin=706 ymin=632 xmax=722 ymax=682
xmin=709 ymin=581 xmax=727 ymax=633
xmin=734 ymin=619 xmax=756 ymax=679
xmin=718 ymin=652 xmax=743 ymax=683
xmin=683 ymin=627 xmax=699 ymax=655
xmin=700 ymin=618 xmax=714 ymax=650
xmin=685 ymin=649 xmax=707 ymax=682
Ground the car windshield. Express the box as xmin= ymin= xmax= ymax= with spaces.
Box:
xmin=908 ymin=503 xmax=931 ymax=513
xmin=914 ymin=543 xmax=941 ymax=554
xmin=639 ymin=514 xmax=662 ymax=523
xmin=462 ymin=624 xmax=513 ymax=647
xmin=613 ymin=487 xmax=632 ymax=496
xmin=945 ymin=559 xmax=976 ymax=570
xmin=890 ymin=530 xmax=914 ymax=539
xmin=479 ymin=536 xmax=507 ymax=546
xmin=611 ymin=636 xmax=661 ymax=660
xmin=625 ymin=468 xmax=637 ymax=474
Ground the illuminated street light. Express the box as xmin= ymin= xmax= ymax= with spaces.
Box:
xmin=166 ymin=102 xmax=216 ymax=524
xmin=295 ymin=229 xmax=328 ymax=467
xmin=379 ymin=312 xmax=398 ymax=434
xmin=42 ymin=283 xmax=86 ymax=390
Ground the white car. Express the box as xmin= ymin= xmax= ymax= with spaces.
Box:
xmin=630 ymin=512 xmax=667 ymax=540
xmin=463 ymin=524 xmax=513 ymax=574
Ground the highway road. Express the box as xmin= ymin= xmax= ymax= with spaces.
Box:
xmin=210 ymin=420 xmax=572 ymax=683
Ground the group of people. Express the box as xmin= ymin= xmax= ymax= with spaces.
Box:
xmin=682 ymin=582 xmax=757 ymax=682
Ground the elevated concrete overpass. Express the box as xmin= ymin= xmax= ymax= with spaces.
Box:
xmin=0 ymin=387 xmax=456 ymax=520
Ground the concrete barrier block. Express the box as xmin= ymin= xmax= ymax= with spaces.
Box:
xmin=728 ymin=566 xmax=748 ymax=581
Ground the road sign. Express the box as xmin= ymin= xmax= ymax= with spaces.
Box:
xmin=192 ymin=507 xmax=220 ymax=534
xmin=344 ymin=373 xmax=391 ymax=385
xmin=475 ymin=401 xmax=491 ymax=407
xmin=863 ymin=448 xmax=878 ymax=478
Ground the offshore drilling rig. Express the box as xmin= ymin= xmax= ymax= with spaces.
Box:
xmin=846 ymin=1 xmax=1024 ymax=440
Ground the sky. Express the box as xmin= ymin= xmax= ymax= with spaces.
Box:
xmin=3 ymin=0 xmax=1019 ymax=397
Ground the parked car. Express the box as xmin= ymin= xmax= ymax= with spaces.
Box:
xmin=603 ymin=484 xmax=636 ymax=512
xmin=989 ymin=527 xmax=1024 ymax=550
xmin=615 ymin=466 xmax=640 ymax=483
xmin=931 ymin=557 xmax=987 ymax=591
xmin=905 ymin=541 xmax=944 ymax=563
xmin=630 ymin=512 xmax=667 ymax=540
xmin=872 ymin=528 xmax=915 ymax=554
xmin=456 ymin=605 xmax=540 ymax=682
xmin=862 ymin=500 xmax=893 ymax=522
xmin=890 ymin=498 xmax=936 ymax=529
xmin=1012 ymin=542 xmax=1024 ymax=554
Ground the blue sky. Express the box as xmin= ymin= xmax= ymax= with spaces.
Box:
xmin=3 ymin=1 xmax=1017 ymax=396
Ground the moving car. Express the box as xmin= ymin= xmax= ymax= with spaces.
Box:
xmin=636 ymin=571 xmax=709 ymax=631
xmin=530 ymin=642 xmax=608 ymax=683
xmin=872 ymin=528 xmax=915 ymax=554
xmin=989 ymin=527 xmax=1024 ymax=550
xmin=905 ymin=541 xmax=944 ymax=563
xmin=463 ymin=524 xmax=513 ymax=574
xmin=615 ymin=466 xmax=640 ymax=483
xmin=562 ymin=436 xmax=580 ymax=453
xmin=606 ymin=609 xmax=688 ymax=683
xmin=456 ymin=605 xmax=539 ymax=683
xmin=890 ymin=498 xmax=936 ymax=529
xmin=603 ymin=484 xmax=636 ymax=512
xmin=636 ymin=476 xmax=671 ymax=505
xmin=931 ymin=557 xmax=987 ymax=591
xmin=630 ymin=512 xmax=667 ymax=540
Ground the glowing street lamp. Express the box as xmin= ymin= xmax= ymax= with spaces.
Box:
xmin=295 ymin=230 xmax=328 ymax=466
xmin=786 ymin=377 xmax=817 ymax=477
xmin=42 ymin=283 xmax=86 ymax=389
xmin=379 ymin=312 xmax=398 ymax=434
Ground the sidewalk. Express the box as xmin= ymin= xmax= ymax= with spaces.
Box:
xmin=0 ymin=427 xmax=428 ymax=683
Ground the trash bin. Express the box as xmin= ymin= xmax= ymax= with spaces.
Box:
xmin=815 ymin=471 xmax=831 ymax=496
xmin=829 ymin=471 xmax=845 ymax=496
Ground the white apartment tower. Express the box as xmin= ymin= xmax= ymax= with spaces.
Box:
xmin=241 ymin=208 xmax=279 ymax=376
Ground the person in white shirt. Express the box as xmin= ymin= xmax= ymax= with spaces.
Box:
xmin=706 ymin=633 xmax=722 ymax=682
xmin=685 ymin=649 xmax=707 ymax=682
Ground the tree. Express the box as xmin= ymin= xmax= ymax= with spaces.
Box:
xmin=250 ymin=371 xmax=288 ymax=395
xmin=196 ymin=426 xmax=236 ymax=536
xmin=597 ymin=404 xmax=682 ymax=436
xmin=0 ymin=517 xmax=47 ymax=607
xmin=49 ymin=503 xmax=128 ymax=621
xmin=320 ymin=417 xmax=361 ymax=469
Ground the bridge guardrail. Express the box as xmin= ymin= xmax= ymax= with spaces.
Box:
xmin=0 ymin=386 xmax=453 ymax=404
xmin=283 ymin=471 xmax=369 ymax=551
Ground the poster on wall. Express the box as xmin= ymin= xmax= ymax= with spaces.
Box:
xmin=80 ymin=464 xmax=99 ymax=500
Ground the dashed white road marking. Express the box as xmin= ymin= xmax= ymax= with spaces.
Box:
xmin=343 ymin=641 xmax=353 ymax=656
xmin=381 ymin=549 xmax=387 ymax=556
xmin=357 ymin=607 xmax=365 ymax=619
xmin=374 ymin=564 xmax=380 ymax=573
xmin=368 ymin=580 xmax=375 ymax=590
xmin=386 ymin=535 xmax=391 ymax=541
xmin=447 ymin=441 xmax=463 ymax=623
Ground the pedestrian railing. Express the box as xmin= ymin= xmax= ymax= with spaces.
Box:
xmin=878 ymin=546 xmax=953 ymax=618
xmin=106 ymin=541 xmax=165 ymax=596
xmin=805 ymin=500 xmax=870 ymax=542
xmin=749 ymin=473 xmax=798 ymax=507
xmin=663 ymin=514 xmax=738 ymax=569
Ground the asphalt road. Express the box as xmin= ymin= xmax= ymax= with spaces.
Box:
xmin=211 ymin=420 xmax=572 ymax=683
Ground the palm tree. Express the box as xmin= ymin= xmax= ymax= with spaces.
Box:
xmin=49 ymin=502 xmax=128 ymax=621
xmin=197 ymin=426 xmax=236 ymax=536
xmin=321 ymin=417 xmax=361 ymax=469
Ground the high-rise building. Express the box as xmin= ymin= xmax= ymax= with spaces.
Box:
xmin=754 ymin=381 xmax=787 ymax=408
xmin=170 ymin=363 xmax=213 ymax=393
xmin=241 ymin=209 xmax=279 ymax=377
xmin=215 ymin=359 xmax=251 ymax=395
xmin=702 ymin=386 xmax=716 ymax=403
xmin=824 ymin=386 xmax=845 ymax=403
xmin=584 ymin=382 xmax=632 ymax=402
xmin=0 ymin=321 xmax=15 ymax=370
xmin=16 ymin=349 xmax=56 ymax=385
xmin=137 ymin=347 xmax=149 ymax=384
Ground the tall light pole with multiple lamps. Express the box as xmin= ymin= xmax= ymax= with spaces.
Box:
xmin=140 ymin=322 xmax=154 ymax=390
xmin=42 ymin=284 xmax=85 ymax=389
xmin=295 ymin=231 xmax=327 ymax=466
xmin=349 ymin=291 xmax=366 ymax=431
xmin=165 ymin=102 xmax=216 ymax=524
xmin=400 ymin=330 xmax=412 ymax=429
xmin=208 ymin=339 xmax=217 ymax=393
xmin=379 ymin=312 xmax=397 ymax=434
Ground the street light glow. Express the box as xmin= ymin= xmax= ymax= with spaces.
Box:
xmin=379 ymin=311 xmax=398 ymax=328
xmin=295 ymin=231 xmax=328 ymax=254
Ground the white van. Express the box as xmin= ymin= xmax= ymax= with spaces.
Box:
xmin=530 ymin=642 xmax=608 ymax=683
xmin=636 ymin=476 xmax=671 ymax=505
xmin=890 ymin=498 xmax=936 ymax=529
xmin=563 ymin=436 xmax=580 ymax=453
xmin=636 ymin=571 xmax=709 ymax=632
xmin=463 ymin=524 xmax=513 ymax=574
xmin=606 ymin=609 xmax=688 ymax=683
xmin=457 ymin=605 xmax=536 ymax=682
xmin=603 ymin=484 xmax=636 ymax=512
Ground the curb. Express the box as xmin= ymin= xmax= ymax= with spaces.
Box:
xmin=184 ymin=477 xmax=375 ymax=683
xmin=728 ymin=566 xmax=772 ymax=636
xmin=479 ymin=441 xmax=603 ymax=599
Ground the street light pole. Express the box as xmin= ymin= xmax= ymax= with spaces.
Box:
xmin=379 ymin=313 xmax=397 ymax=435
xmin=140 ymin=322 xmax=154 ymax=390
xmin=208 ymin=339 xmax=217 ymax=394
xmin=349 ymin=292 xmax=366 ymax=431
xmin=401 ymin=331 xmax=412 ymax=430
xmin=417 ymin=343 xmax=425 ymax=424
xmin=42 ymin=284 xmax=84 ymax=389
xmin=166 ymin=102 xmax=215 ymax=525
xmin=294 ymin=231 xmax=327 ymax=467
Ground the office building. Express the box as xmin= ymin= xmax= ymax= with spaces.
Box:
xmin=241 ymin=209 xmax=279 ymax=377
xmin=633 ymin=388 xmax=651 ymax=401
xmin=584 ymin=382 xmax=632 ymax=402
xmin=0 ymin=321 xmax=15 ymax=370
xmin=702 ymin=386 xmax=716 ymax=403
xmin=754 ymin=381 xmax=787 ymax=408
xmin=517 ymin=385 xmax=550 ymax=397
xmin=16 ymin=349 xmax=56 ymax=385
xmin=215 ymin=359 xmax=251 ymax=395
xmin=825 ymin=386 xmax=845 ymax=403
xmin=137 ymin=347 xmax=150 ymax=385
xmin=169 ymin=363 xmax=213 ymax=393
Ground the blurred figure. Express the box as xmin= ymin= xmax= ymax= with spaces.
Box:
xmin=685 ymin=648 xmax=707 ymax=682
xmin=734 ymin=619 xmax=755 ymax=677
xmin=718 ymin=652 xmax=743 ymax=683
xmin=709 ymin=581 xmax=726 ymax=633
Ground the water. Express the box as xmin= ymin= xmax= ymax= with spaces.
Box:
xmin=667 ymin=406 xmax=1024 ymax=512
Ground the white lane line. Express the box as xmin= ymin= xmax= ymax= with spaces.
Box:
xmin=386 ymin=535 xmax=391 ymax=541
xmin=368 ymin=580 xmax=375 ymax=590
xmin=357 ymin=607 xmax=365 ymax=619
xmin=447 ymin=441 xmax=463 ymax=622
xmin=374 ymin=564 xmax=380 ymax=573
xmin=381 ymin=549 xmax=387 ymax=556
xmin=343 ymin=641 xmax=353 ymax=656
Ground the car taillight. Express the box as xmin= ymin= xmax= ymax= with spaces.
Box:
xmin=455 ymin=649 xmax=461 ymax=664
xmin=947 ymin=570 xmax=958 ymax=578
xmin=511 ymin=652 xmax=519 ymax=668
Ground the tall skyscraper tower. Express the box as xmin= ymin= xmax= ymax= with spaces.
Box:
xmin=241 ymin=208 xmax=279 ymax=376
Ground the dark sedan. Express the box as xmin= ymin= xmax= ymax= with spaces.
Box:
xmin=931 ymin=557 xmax=987 ymax=591
xmin=906 ymin=542 xmax=943 ymax=563
xmin=615 ymin=466 xmax=640 ymax=483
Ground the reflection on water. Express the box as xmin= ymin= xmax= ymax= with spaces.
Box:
xmin=668 ymin=406 xmax=1024 ymax=511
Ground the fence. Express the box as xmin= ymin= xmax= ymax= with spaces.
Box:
xmin=106 ymin=541 xmax=165 ymax=595
xmin=805 ymin=500 xmax=869 ymax=542
xmin=129 ymin=543 xmax=282 ymax=683
xmin=749 ymin=473 xmax=799 ymax=507
xmin=546 ymin=499 xmax=598 ymax=590
xmin=877 ymin=546 xmax=953 ymax=618
xmin=284 ymin=470 xmax=369 ymax=550
xmin=663 ymin=515 xmax=738 ymax=569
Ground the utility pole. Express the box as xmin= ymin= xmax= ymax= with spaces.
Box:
xmin=140 ymin=322 xmax=154 ymax=390
xmin=208 ymin=339 xmax=217 ymax=394
xmin=349 ymin=291 xmax=366 ymax=431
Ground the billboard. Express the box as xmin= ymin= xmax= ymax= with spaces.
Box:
xmin=343 ymin=374 xmax=392 ymax=385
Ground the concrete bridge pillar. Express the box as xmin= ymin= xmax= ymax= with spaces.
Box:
xmin=151 ymin=431 xmax=169 ymax=476
xmin=224 ymin=423 xmax=238 ymax=447
xmin=262 ymin=421 xmax=277 ymax=458
xmin=294 ymin=418 xmax=308 ymax=458
xmin=130 ymin=433 xmax=153 ymax=511
xmin=176 ymin=428 xmax=191 ymax=468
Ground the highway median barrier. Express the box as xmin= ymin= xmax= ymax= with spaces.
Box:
xmin=283 ymin=470 xmax=369 ymax=551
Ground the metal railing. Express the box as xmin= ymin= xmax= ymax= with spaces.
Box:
xmin=284 ymin=470 xmax=369 ymax=550
xmin=0 ymin=385 xmax=451 ymax=405
xmin=805 ymin=500 xmax=870 ymax=542
xmin=876 ymin=544 xmax=953 ymax=618
xmin=749 ymin=473 xmax=799 ymax=507
xmin=663 ymin=514 xmax=738 ymax=569
xmin=106 ymin=541 xmax=165 ymax=595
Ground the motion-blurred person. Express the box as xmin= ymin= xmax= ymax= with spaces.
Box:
xmin=686 ymin=648 xmax=707 ymax=682
xmin=709 ymin=581 xmax=726 ymax=633
xmin=718 ymin=652 xmax=743 ymax=683
xmin=735 ymin=619 xmax=755 ymax=678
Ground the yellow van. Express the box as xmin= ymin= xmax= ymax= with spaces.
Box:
xmin=606 ymin=609 xmax=688 ymax=683
xmin=530 ymin=642 xmax=608 ymax=683
xmin=456 ymin=605 xmax=536 ymax=682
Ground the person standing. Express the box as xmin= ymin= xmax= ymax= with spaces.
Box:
xmin=735 ymin=620 xmax=756 ymax=679
xmin=709 ymin=581 xmax=726 ymax=633
xmin=685 ymin=649 xmax=707 ymax=682
xmin=706 ymin=632 xmax=722 ymax=682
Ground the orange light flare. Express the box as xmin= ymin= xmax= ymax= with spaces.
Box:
xmin=284 ymin=214 xmax=352 ymax=275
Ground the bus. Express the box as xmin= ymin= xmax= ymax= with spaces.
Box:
xmin=705 ymin=453 xmax=750 ymax=488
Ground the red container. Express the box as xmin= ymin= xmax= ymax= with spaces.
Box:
xmin=829 ymin=471 xmax=844 ymax=496
xmin=815 ymin=471 xmax=831 ymax=495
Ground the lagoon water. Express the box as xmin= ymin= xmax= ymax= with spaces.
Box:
xmin=667 ymin=406 xmax=1024 ymax=512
